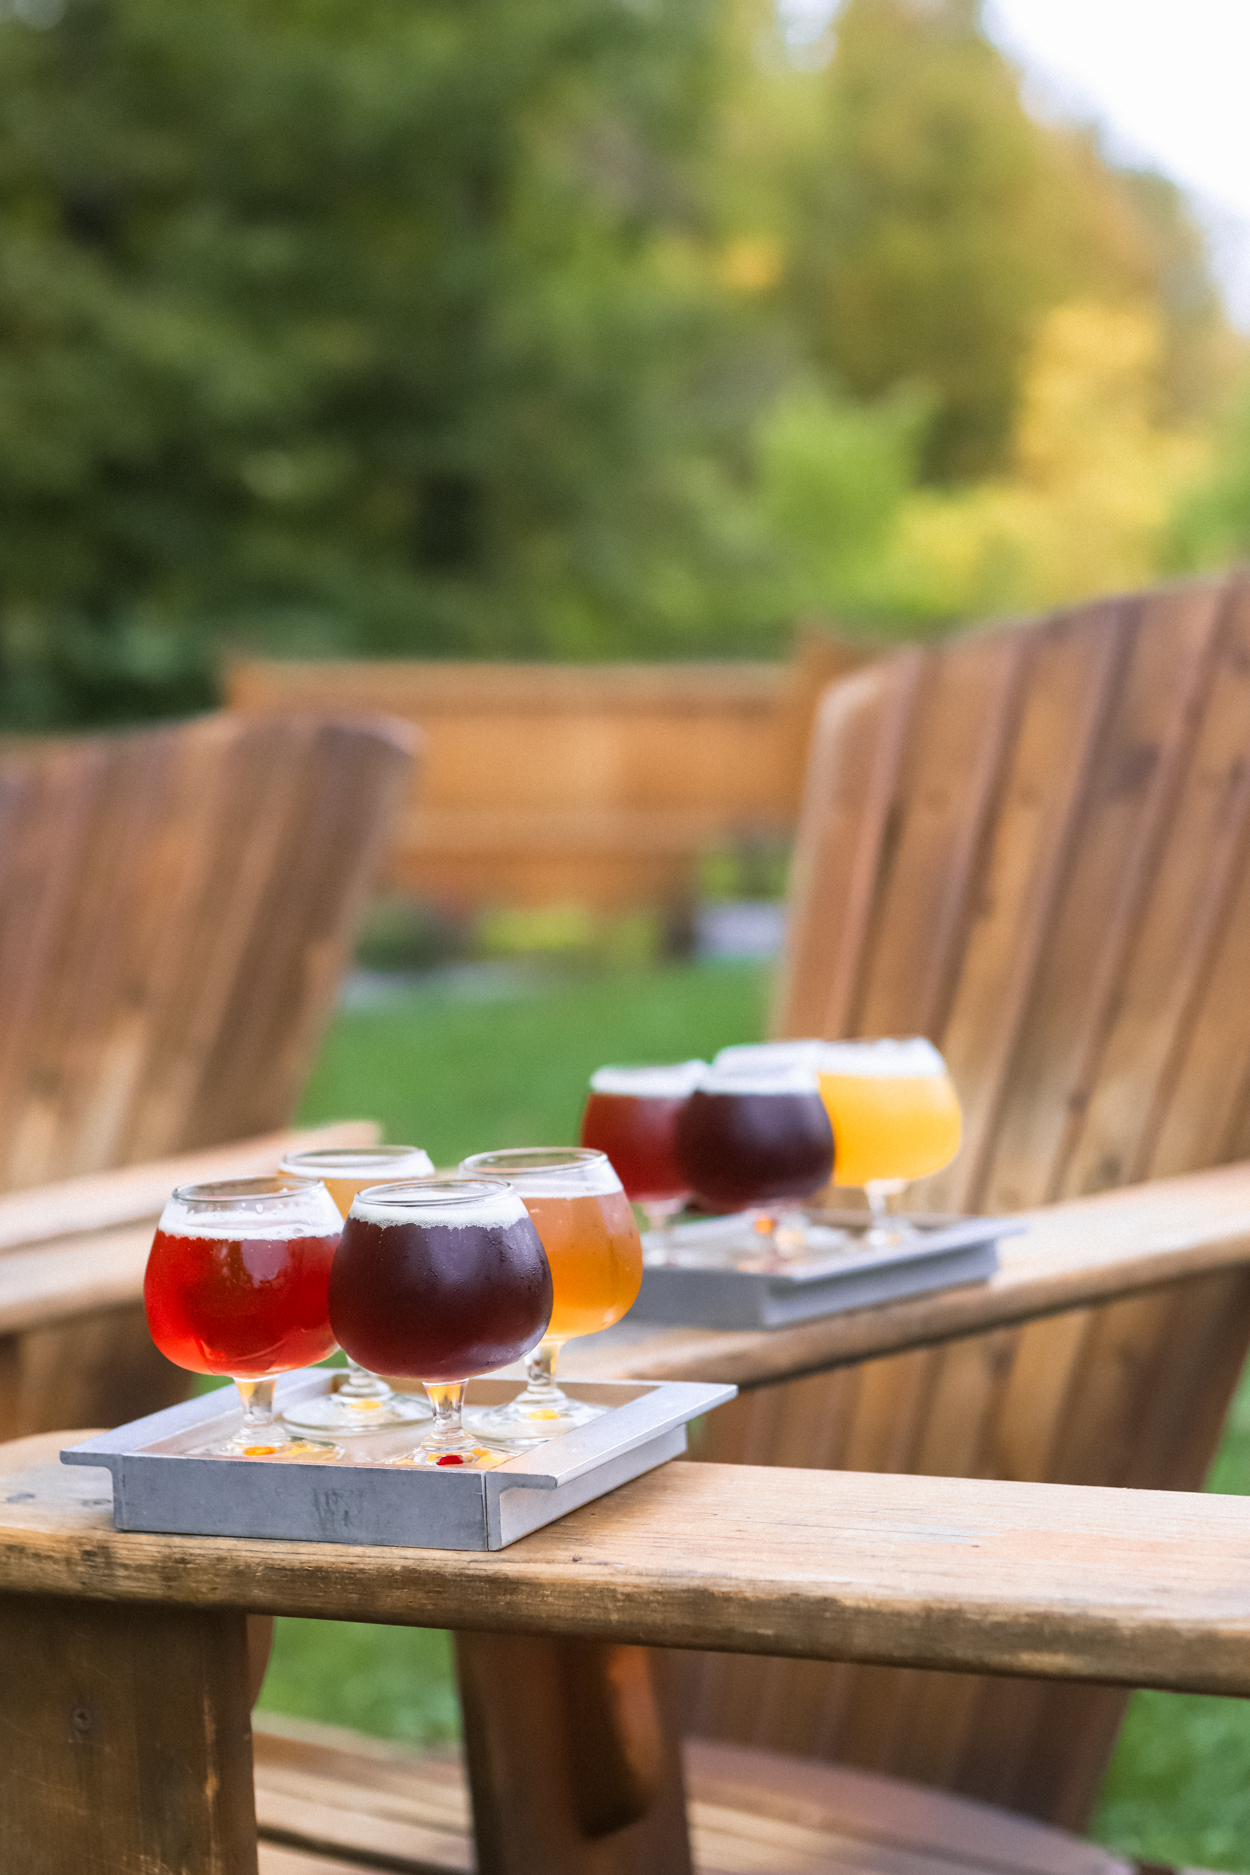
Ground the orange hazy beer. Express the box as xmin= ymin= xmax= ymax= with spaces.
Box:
xmin=457 ymin=1147 xmax=643 ymax=1441
xmin=519 ymin=1188 xmax=643 ymax=1339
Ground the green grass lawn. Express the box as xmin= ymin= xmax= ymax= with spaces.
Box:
xmin=254 ymin=955 xmax=1250 ymax=1870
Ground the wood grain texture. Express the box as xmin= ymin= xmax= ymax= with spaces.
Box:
xmin=456 ymin=1634 xmax=693 ymax=1875
xmin=672 ymin=573 xmax=1250 ymax=1830
xmin=0 ymin=714 xmax=413 ymax=1193
xmin=8 ymin=1435 xmax=1250 ymax=1698
xmin=0 ymin=1588 xmax=258 ymax=1875
xmin=562 ymin=1156 xmax=1250 ymax=1389
xmin=250 ymin=1717 xmax=1138 ymax=1875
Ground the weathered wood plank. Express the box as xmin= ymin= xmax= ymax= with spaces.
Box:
xmin=0 ymin=1588 xmax=258 ymax=1875
xmin=562 ymin=1158 xmax=1250 ymax=1390
xmin=8 ymin=1435 xmax=1250 ymax=1697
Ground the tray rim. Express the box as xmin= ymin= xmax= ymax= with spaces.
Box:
xmin=60 ymin=1371 xmax=737 ymax=1499
xmin=641 ymin=1211 xmax=1022 ymax=1290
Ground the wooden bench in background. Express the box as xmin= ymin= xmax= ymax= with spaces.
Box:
xmin=226 ymin=631 xmax=884 ymax=915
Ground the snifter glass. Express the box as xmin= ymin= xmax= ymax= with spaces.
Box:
xmin=329 ymin=1178 xmax=552 ymax=1469
xmin=277 ymin=1145 xmax=435 ymax=1437
xmin=714 ymin=1037 xmax=962 ymax=1239
xmin=815 ymin=1037 xmax=962 ymax=1237
xmin=143 ymin=1174 xmax=343 ymax=1459
xmin=675 ymin=1062 xmax=834 ymax=1215
xmin=458 ymin=1148 xmax=643 ymax=1443
xmin=579 ymin=1060 xmax=704 ymax=1230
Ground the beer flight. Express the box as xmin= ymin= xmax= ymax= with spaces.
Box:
xmin=143 ymin=1039 xmax=961 ymax=1470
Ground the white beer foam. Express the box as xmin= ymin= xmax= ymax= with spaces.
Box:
xmin=350 ymin=1184 xmax=529 ymax=1231
xmin=694 ymin=1063 xmax=822 ymax=1096
xmin=714 ymin=1041 xmax=825 ymax=1075
xmin=283 ymin=1148 xmax=434 ymax=1177
xmin=590 ymin=1061 xmax=706 ymax=1097
xmin=162 ymin=1219 xmax=338 ymax=1242
xmin=817 ymin=1038 xmax=949 ymax=1078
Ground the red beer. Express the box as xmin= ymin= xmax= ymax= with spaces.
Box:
xmin=145 ymin=1226 xmax=339 ymax=1377
xmin=579 ymin=1062 xmax=704 ymax=1205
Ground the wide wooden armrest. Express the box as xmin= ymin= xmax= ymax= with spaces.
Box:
xmin=5 ymin=1431 xmax=1250 ymax=1698
xmin=563 ymin=1159 xmax=1250 ymax=1389
xmin=0 ymin=1121 xmax=380 ymax=1336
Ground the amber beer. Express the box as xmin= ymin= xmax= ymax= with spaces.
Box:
xmin=458 ymin=1148 xmax=643 ymax=1440
xmin=277 ymin=1145 xmax=437 ymax=1437
xmin=815 ymin=1039 xmax=961 ymax=1189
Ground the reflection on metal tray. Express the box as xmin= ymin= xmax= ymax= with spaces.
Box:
xmin=61 ymin=1370 xmax=735 ymax=1552
xmin=633 ymin=1209 xmax=1019 ymax=1329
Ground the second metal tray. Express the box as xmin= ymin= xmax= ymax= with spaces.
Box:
xmin=632 ymin=1210 xmax=1017 ymax=1328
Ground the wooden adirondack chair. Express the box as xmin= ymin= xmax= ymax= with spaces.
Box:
xmin=235 ymin=578 xmax=1250 ymax=1875
xmin=667 ymin=568 xmax=1250 ymax=1840
xmin=0 ymin=710 xmax=415 ymax=1434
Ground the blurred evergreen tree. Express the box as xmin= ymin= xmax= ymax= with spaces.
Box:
xmin=0 ymin=0 xmax=767 ymax=724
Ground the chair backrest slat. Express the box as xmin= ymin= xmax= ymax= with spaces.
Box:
xmin=0 ymin=713 xmax=414 ymax=1190
xmin=675 ymin=572 xmax=1250 ymax=1829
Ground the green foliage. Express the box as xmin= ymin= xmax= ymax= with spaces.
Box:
xmin=0 ymin=0 xmax=769 ymax=726
xmin=1170 ymin=378 xmax=1250 ymax=573
xmin=756 ymin=378 xmax=931 ymax=622
xmin=741 ymin=0 xmax=1233 ymax=483
xmin=0 ymin=0 xmax=1236 ymax=723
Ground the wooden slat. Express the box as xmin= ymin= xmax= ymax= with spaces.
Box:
xmin=0 ymin=1120 xmax=380 ymax=1257
xmin=251 ymin=1722 xmax=1137 ymax=1875
xmin=0 ymin=1589 xmax=258 ymax=1875
xmin=10 ymin=1434 xmax=1250 ymax=1697
xmin=0 ymin=716 xmax=413 ymax=1191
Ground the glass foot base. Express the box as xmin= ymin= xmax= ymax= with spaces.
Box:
xmin=388 ymin=1441 xmax=510 ymax=1471
xmin=195 ymin=1435 xmax=343 ymax=1461
xmin=468 ymin=1394 xmax=609 ymax=1447
xmin=281 ymin=1389 xmax=431 ymax=1437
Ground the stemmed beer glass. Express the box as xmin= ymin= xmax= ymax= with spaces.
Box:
xmin=330 ymin=1179 xmax=553 ymax=1468
xmin=674 ymin=1063 xmax=834 ymax=1221
xmin=458 ymin=1148 xmax=643 ymax=1443
xmin=714 ymin=1037 xmax=962 ymax=1240
xmin=144 ymin=1175 xmax=343 ymax=1458
xmin=579 ymin=1061 xmax=704 ymax=1230
xmin=814 ymin=1037 xmax=962 ymax=1239
xmin=278 ymin=1145 xmax=435 ymax=1436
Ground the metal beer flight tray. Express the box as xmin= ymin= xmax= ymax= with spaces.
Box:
xmin=60 ymin=1370 xmax=736 ymax=1552
xmin=632 ymin=1210 xmax=1020 ymax=1329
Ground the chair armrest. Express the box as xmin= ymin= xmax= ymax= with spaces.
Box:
xmin=0 ymin=1121 xmax=380 ymax=1336
xmin=563 ymin=1160 xmax=1250 ymax=1391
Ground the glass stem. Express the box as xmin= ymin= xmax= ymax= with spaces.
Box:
xmin=641 ymin=1198 xmax=684 ymax=1232
xmin=521 ymin=1339 xmax=567 ymax=1407
xmin=233 ymin=1378 xmax=277 ymax=1435
xmin=866 ymin=1184 xmax=890 ymax=1232
xmin=338 ymin=1358 xmax=391 ymax=1402
xmin=424 ymin=1380 xmax=468 ymax=1448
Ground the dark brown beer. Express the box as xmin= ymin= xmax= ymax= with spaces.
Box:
xmin=675 ymin=1067 xmax=834 ymax=1211
xmin=330 ymin=1183 xmax=552 ymax=1383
